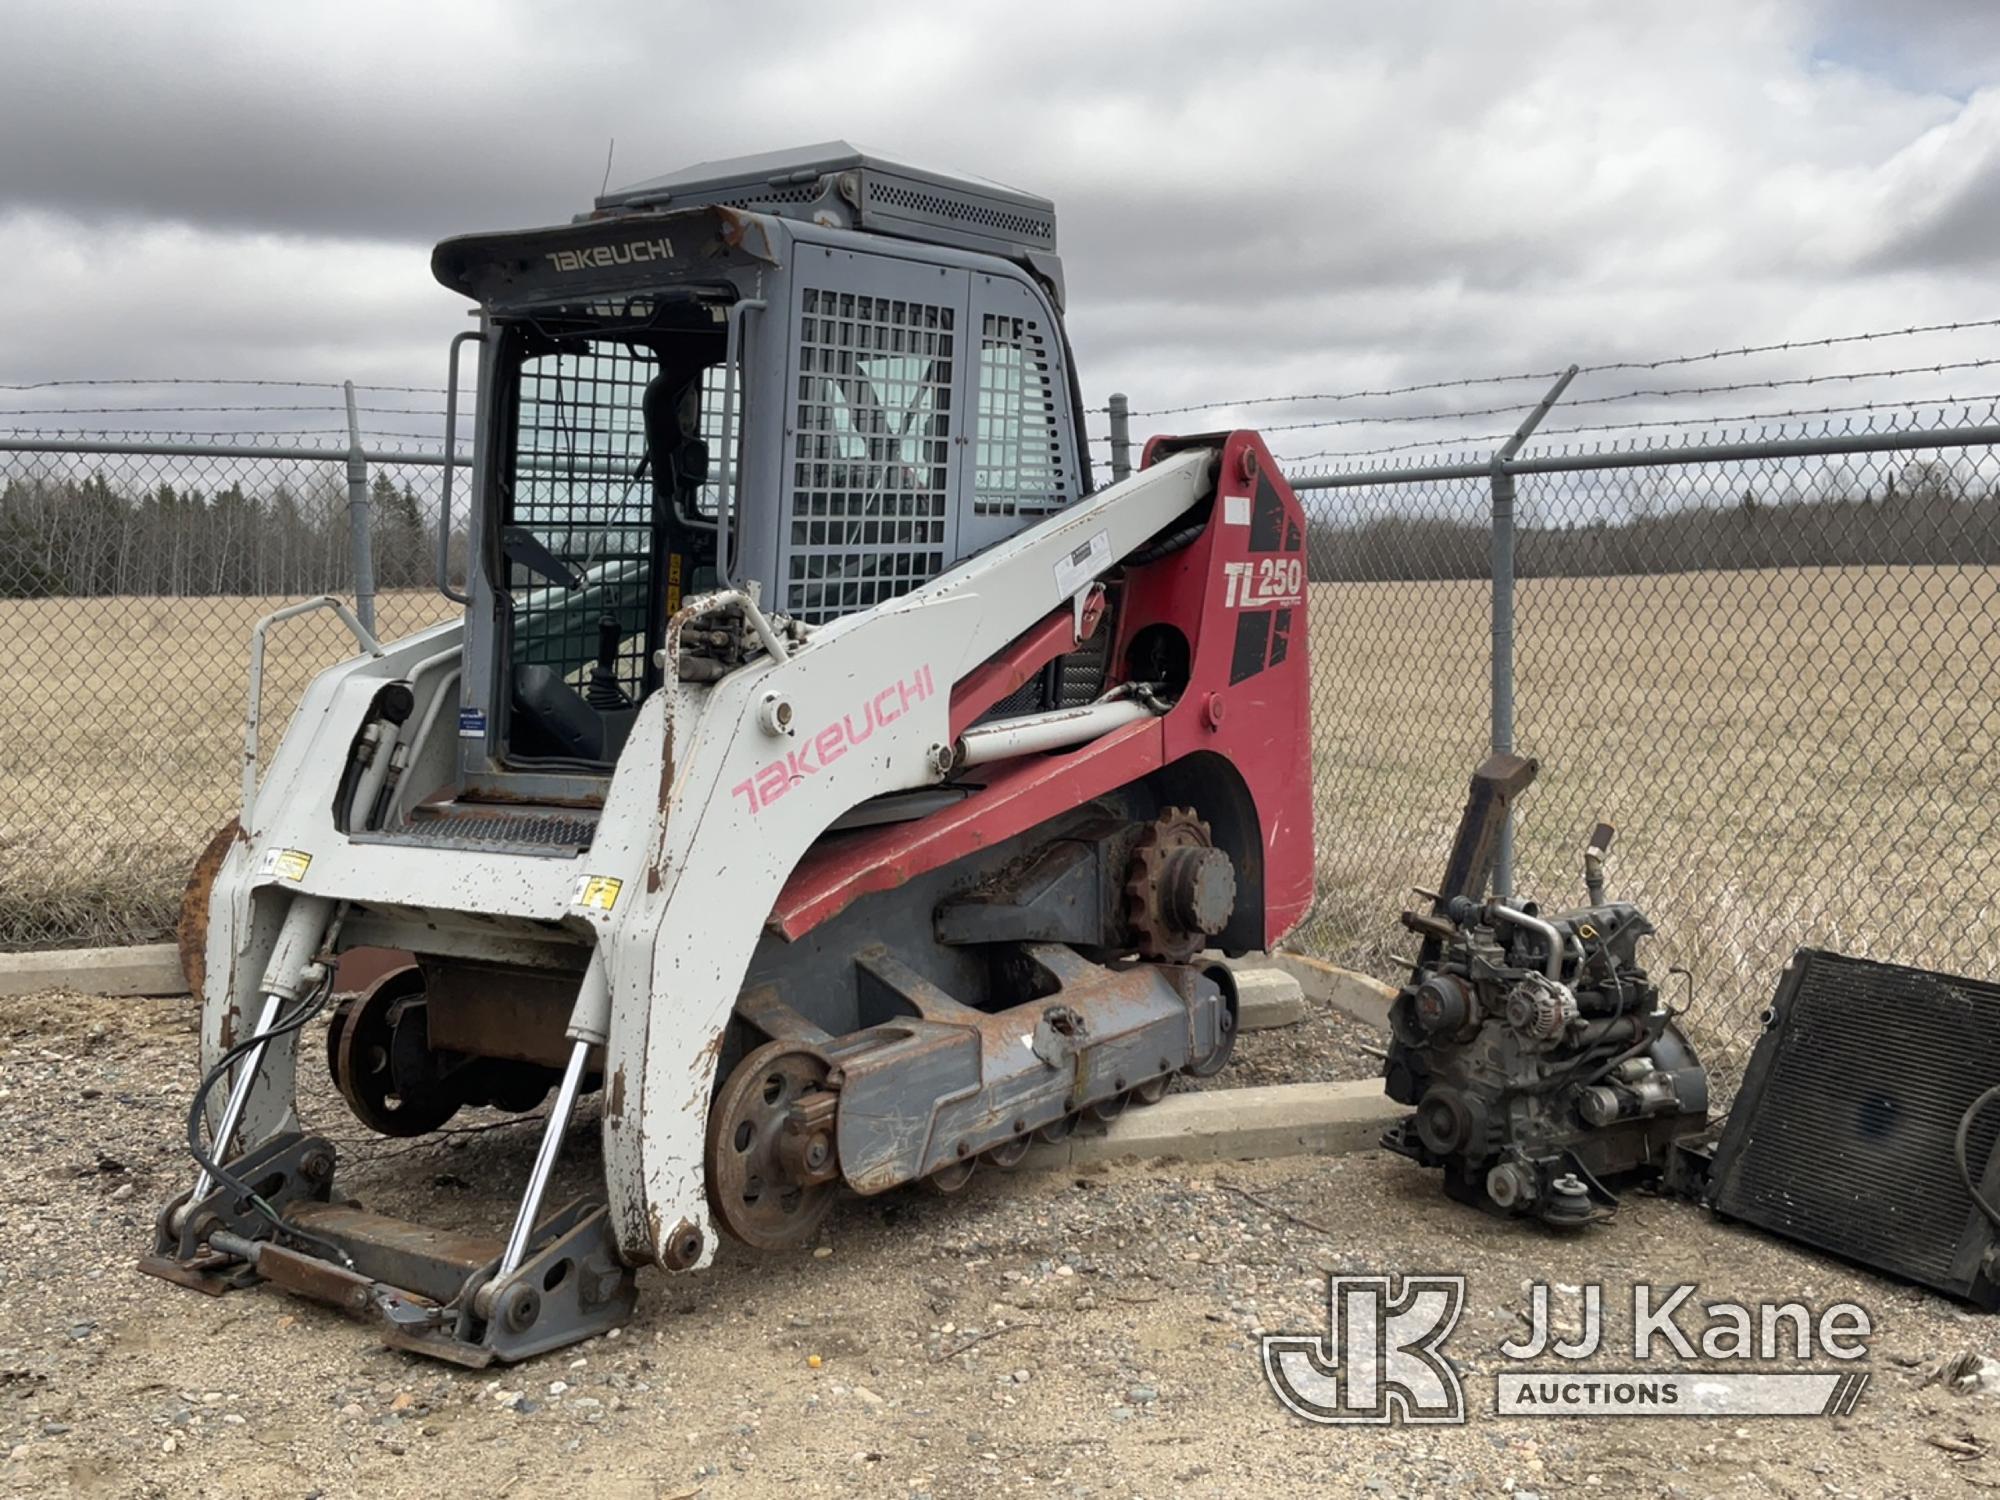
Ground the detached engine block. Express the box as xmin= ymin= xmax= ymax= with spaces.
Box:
xmin=1382 ymin=755 xmax=1708 ymax=1225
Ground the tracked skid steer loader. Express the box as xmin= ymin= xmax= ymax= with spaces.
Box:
xmin=141 ymin=143 xmax=1315 ymax=1364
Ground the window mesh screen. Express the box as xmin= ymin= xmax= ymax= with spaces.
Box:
xmin=509 ymin=344 xmax=656 ymax=694
xmin=974 ymin=314 xmax=1069 ymax=516
xmin=786 ymin=289 xmax=954 ymax=624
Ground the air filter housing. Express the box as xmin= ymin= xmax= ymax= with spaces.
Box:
xmin=1709 ymin=949 xmax=2000 ymax=1308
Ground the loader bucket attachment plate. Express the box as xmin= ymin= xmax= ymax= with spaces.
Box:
xmin=140 ymin=1134 xmax=636 ymax=1367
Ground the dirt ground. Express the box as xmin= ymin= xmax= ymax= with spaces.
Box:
xmin=4 ymin=990 xmax=2000 ymax=1500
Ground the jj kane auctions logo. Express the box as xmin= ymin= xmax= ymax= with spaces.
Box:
xmin=730 ymin=666 xmax=936 ymax=815
xmin=1264 ymin=1275 xmax=1872 ymax=1424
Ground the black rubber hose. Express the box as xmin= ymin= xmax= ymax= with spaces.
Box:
xmin=1955 ymin=1084 xmax=2000 ymax=1230
xmin=184 ymin=972 xmax=355 ymax=1268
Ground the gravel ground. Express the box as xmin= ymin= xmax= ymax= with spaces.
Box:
xmin=4 ymin=989 xmax=1999 ymax=1500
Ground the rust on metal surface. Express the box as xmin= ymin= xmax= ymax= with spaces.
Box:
xmin=425 ymin=959 xmax=581 ymax=1067
xmin=658 ymin=1217 xmax=705 ymax=1271
xmin=1124 ymin=807 xmax=1233 ymax=962
xmin=250 ymin=1239 xmax=378 ymax=1316
xmin=178 ymin=818 xmax=240 ymax=997
xmin=133 ymin=1251 xmax=237 ymax=1297
xmin=712 ymin=205 xmax=779 ymax=265
xmin=454 ymin=785 xmax=604 ymax=809
xmin=832 ymin=944 xmax=1185 ymax=1195
xmin=705 ymin=1041 xmax=838 ymax=1250
xmin=287 ymin=1201 xmax=499 ymax=1302
xmin=330 ymin=966 xmax=465 ymax=1136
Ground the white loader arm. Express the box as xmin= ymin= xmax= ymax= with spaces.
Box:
xmin=594 ymin=447 xmax=1216 ymax=1266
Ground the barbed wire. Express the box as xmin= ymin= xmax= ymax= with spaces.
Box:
xmin=1246 ymin=357 xmax=2000 ymax=435
xmin=0 ymin=403 xmax=450 ymax=417
xmin=0 ymin=426 xmax=468 ymax=445
xmin=1571 ymin=317 xmax=2000 ymax=375
xmin=1120 ymin=368 xmax=1566 ymax=418
xmin=1107 ymin=316 xmax=2000 ymax=418
xmin=0 ymin=376 xmax=456 ymax=394
xmin=1271 ymin=391 xmax=2000 ymax=465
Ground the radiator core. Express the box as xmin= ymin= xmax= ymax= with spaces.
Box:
xmin=1708 ymin=949 xmax=2000 ymax=1308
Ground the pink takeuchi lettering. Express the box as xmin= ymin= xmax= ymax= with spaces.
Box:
xmin=731 ymin=665 xmax=934 ymax=814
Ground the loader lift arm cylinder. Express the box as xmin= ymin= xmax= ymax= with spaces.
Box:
xmin=497 ymin=951 xmax=613 ymax=1278
xmin=181 ymin=894 xmax=336 ymax=1215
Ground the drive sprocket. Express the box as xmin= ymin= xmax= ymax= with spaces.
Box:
xmin=1124 ymin=808 xmax=1237 ymax=962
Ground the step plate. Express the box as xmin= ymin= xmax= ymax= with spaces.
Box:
xmin=363 ymin=810 xmax=599 ymax=856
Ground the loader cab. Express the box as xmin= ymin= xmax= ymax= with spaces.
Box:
xmin=430 ymin=142 xmax=1091 ymax=795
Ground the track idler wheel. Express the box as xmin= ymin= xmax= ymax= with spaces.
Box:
xmin=706 ymin=1042 xmax=840 ymax=1250
xmin=328 ymin=965 xmax=467 ymax=1137
xmin=1183 ymin=966 xmax=1239 ymax=1078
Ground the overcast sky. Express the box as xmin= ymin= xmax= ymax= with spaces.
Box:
xmin=2 ymin=0 xmax=1998 ymax=466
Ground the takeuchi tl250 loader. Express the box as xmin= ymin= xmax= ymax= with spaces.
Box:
xmin=140 ymin=145 xmax=1317 ymax=1364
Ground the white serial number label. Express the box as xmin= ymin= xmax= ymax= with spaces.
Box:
xmin=1053 ymin=530 xmax=1112 ymax=600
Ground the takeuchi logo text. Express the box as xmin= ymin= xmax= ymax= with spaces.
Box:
xmin=731 ymin=666 xmax=936 ymax=815
xmin=544 ymin=238 xmax=675 ymax=274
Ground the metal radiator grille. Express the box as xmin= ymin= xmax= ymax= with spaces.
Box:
xmin=509 ymin=344 xmax=656 ymax=694
xmin=974 ymin=314 xmax=1069 ymax=517
xmin=786 ymin=288 xmax=953 ymax=624
xmin=1711 ymin=949 xmax=2000 ymax=1299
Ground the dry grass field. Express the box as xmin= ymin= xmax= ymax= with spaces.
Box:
xmin=1302 ymin=564 xmax=2000 ymax=1083
xmin=4 ymin=565 xmax=1996 ymax=1082
xmin=0 ymin=590 xmax=457 ymax=948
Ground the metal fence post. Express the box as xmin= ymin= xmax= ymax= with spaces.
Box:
xmin=1488 ymin=365 xmax=1579 ymax=900
xmin=343 ymin=380 xmax=376 ymax=635
xmin=1107 ymin=392 xmax=1132 ymax=484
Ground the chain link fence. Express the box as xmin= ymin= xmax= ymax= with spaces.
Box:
xmin=1284 ymin=404 xmax=2000 ymax=1095
xmin=5 ymin=369 xmax=1999 ymax=1106
xmin=0 ymin=437 xmax=461 ymax=949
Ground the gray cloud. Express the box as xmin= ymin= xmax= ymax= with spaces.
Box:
xmin=2 ymin=0 xmax=1998 ymax=458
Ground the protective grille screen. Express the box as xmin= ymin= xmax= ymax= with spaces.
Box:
xmin=974 ymin=313 xmax=1069 ymax=516
xmin=786 ymin=289 xmax=954 ymax=624
xmin=509 ymin=344 xmax=656 ymax=694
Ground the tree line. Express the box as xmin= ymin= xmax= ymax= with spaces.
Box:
xmin=3 ymin=456 xmax=1996 ymax=600
xmin=1305 ymin=459 xmax=1999 ymax=581
xmin=0 ymin=467 xmax=445 ymax=598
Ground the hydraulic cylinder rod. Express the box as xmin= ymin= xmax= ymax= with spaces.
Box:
xmin=952 ymin=697 xmax=1154 ymax=768
xmin=497 ymin=951 xmax=612 ymax=1279
xmin=186 ymin=894 xmax=335 ymax=1208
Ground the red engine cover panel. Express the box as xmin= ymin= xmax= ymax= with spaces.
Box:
xmin=770 ymin=430 xmax=1314 ymax=946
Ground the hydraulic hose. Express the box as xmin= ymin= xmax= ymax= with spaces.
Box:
xmin=184 ymin=968 xmax=355 ymax=1268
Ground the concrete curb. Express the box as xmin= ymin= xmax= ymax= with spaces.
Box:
xmin=1024 ymin=1079 xmax=1396 ymax=1171
xmin=1232 ymin=966 xmax=1307 ymax=1031
xmin=0 ymin=943 xmax=185 ymax=998
xmin=1266 ymin=953 xmax=1396 ymax=1032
